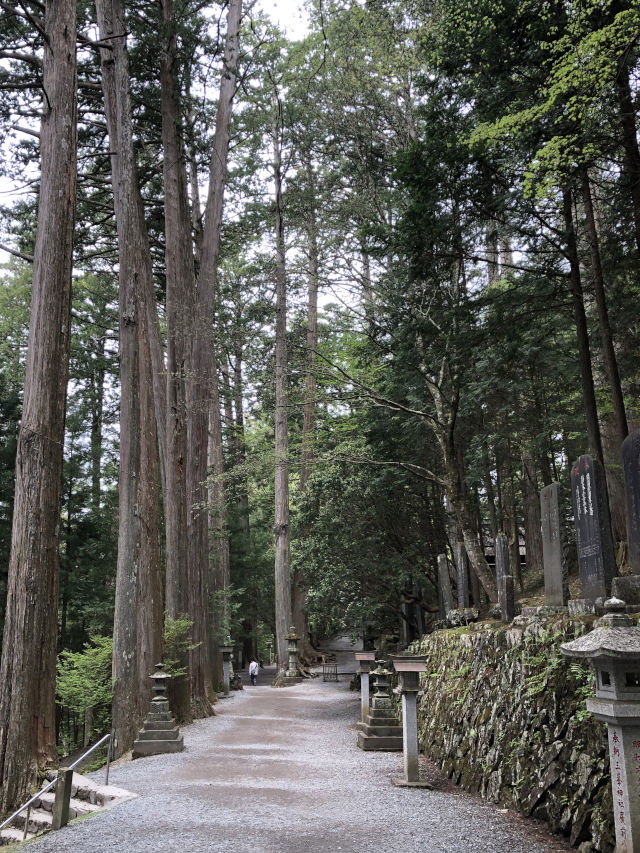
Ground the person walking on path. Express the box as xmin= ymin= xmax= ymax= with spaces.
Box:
xmin=249 ymin=658 xmax=259 ymax=685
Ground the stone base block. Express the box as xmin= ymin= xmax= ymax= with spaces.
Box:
xmin=136 ymin=726 xmax=181 ymax=741
xmin=280 ymin=676 xmax=303 ymax=686
xmin=357 ymin=732 xmax=402 ymax=751
xmin=391 ymin=777 xmax=433 ymax=788
xmin=132 ymin=736 xmax=184 ymax=758
xmin=568 ymin=599 xmax=596 ymax=617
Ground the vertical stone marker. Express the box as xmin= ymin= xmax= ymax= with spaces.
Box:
xmin=437 ymin=553 xmax=454 ymax=615
xmin=571 ymin=455 xmax=615 ymax=602
xmin=390 ymin=655 xmax=431 ymax=788
xmin=495 ymin=534 xmax=515 ymax=622
xmin=540 ymin=482 xmax=569 ymax=606
xmin=355 ymin=651 xmax=376 ymax=724
xmin=623 ymin=431 xmax=640 ymax=574
xmin=455 ymin=542 xmax=470 ymax=608
xmin=220 ymin=642 xmax=234 ymax=697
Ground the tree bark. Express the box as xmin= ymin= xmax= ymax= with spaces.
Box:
xmin=273 ymin=95 xmax=292 ymax=670
xmin=616 ymin=67 xmax=640 ymax=256
xmin=562 ymin=187 xmax=604 ymax=462
xmin=186 ymin=0 xmax=241 ymax=712
xmin=293 ymin=156 xmax=319 ymax=658
xmin=522 ymin=453 xmax=544 ymax=576
xmin=0 ymin=0 xmax=77 ymax=812
xmin=580 ymin=167 xmax=628 ymax=447
xmin=96 ymin=0 xmax=165 ymax=754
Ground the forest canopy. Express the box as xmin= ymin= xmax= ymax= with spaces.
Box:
xmin=0 ymin=0 xmax=638 ymax=815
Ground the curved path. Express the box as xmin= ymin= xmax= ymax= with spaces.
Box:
xmin=26 ymin=671 xmax=571 ymax=853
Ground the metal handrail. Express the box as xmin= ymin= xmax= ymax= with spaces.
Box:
xmin=0 ymin=730 xmax=113 ymax=833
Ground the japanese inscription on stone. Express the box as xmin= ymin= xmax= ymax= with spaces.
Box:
xmin=571 ymin=455 xmax=615 ymax=601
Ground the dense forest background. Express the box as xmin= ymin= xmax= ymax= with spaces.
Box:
xmin=0 ymin=0 xmax=639 ymax=809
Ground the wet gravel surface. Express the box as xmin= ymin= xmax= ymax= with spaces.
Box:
xmin=26 ymin=673 xmax=572 ymax=853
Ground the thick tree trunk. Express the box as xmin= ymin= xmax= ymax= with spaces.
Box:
xmin=273 ymin=97 xmax=292 ymax=671
xmin=137 ymin=326 xmax=163 ymax=713
xmin=186 ymin=0 xmax=241 ymax=712
xmin=616 ymin=67 xmax=640 ymax=256
xmin=580 ymin=168 xmax=628 ymax=447
xmin=208 ymin=353 xmax=229 ymax=689
xmin=90 ymin=339 xmax=105 ymax=510
xmin=522 ymin=454 xmax=544 ymax=576
xmin=96 ymin=0 xmax=164 ymax=754
xmin=159 ymin=0 xmax=193 ymax=720
xmin=0 ymin=0 xmax=77 ymax=812
xmin=562 ymin=188 xmax=604 ymax=462
xmin=293 ymin=157 xmax=319 ymax=659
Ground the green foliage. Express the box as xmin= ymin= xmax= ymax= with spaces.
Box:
xmin=163 ymin=614 xmax=199 ymax=679
xmin=56 ymin=636 xmax=113 ymax=715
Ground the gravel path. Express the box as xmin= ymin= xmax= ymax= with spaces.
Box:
xmin=26 ymin=674 xmax=572 ymax=853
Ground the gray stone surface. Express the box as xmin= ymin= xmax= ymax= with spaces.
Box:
xmin=571 ymin=455 xmax=615 ymax=601
xmin=612 ymin=575 xmax=640 ymax=606
xmin=540 ymin=482 xmax=569 ymax=606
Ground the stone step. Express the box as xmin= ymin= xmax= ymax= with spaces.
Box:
xmin=0 ymin=827 xmax=37 ymax=845
xmin=36 ymin=792 xmax=103 ymax=818
xmin=13 ymin=807 xmax=53 ymax=833
xmin=136 ymin=727 xmax=181 ymax=741
xmin=44 ymin=771 xmax=136 ymax=807
xmin=146 ymin=712 xmax=174 ymax=723
xmin=357 ymin=732 xmax=403 ymax=751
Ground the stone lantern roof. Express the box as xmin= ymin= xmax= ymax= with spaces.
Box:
xmin=561 ymin=598 xmax=640 ymax=661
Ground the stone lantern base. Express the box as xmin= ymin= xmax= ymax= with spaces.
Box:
xmin=356 ymin=693 xmax=402 ymax=751
xmin=132 ymin=697 xmax=184 ymax=759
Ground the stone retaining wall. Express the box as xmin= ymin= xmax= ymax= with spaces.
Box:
xmin=412 ymin=616 xmax=615 ymax=851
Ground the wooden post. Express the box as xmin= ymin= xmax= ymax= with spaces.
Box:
xmin=51 ymin=767 xmax=73 ymax=830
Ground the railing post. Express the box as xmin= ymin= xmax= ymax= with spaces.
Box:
xmin=51 ymin=767 xmax=74 ymax=830
xmin=105 ymin=730 xmax=113 ymax=786
xmin=22 ymin=806 xmax=30 ymax=840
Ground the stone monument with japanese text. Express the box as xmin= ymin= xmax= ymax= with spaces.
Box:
xmin=571 ymin=455 xmax=615 ymax=602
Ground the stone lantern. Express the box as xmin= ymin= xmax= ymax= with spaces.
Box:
xmin=561 ymin=598 xmax=640 ymax=853
xmin=220 ymin=641 xmax=234 ymax=697
xmin=282 ymin=626 xmax=302 ymax=686
xmin=132 ymin=663 xmax=184 ymax=758
xmin=390 ymin=654 xmax=431 ymax=787
xmin=356 ymin=661 xmax=402 ymax=751
xmin=354 ymin=651 xmax=376 ymax=723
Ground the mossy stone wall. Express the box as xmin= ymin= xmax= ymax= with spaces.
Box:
xmin=413 ymin=616 xmax=615 ymax=851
